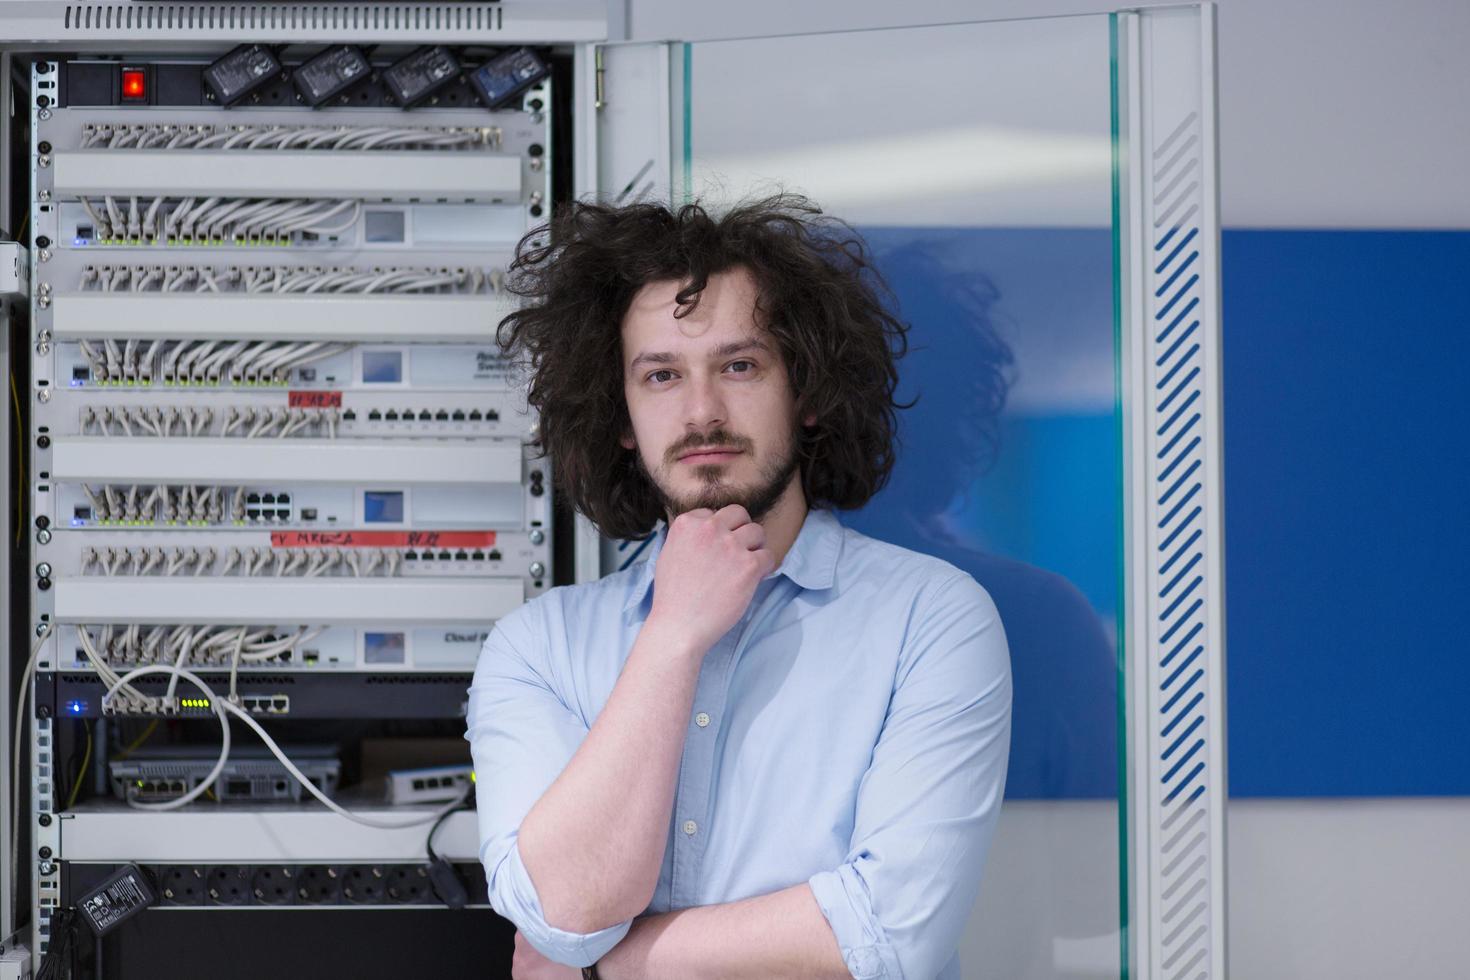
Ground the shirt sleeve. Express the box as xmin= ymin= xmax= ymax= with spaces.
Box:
xmin=465 ymin=601 xmax=633 ymax=966
xmin=808 ymin=573 xmax=1013 ymax=980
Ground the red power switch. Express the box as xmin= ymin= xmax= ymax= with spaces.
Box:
xmin=121 ymin=68 xmax=146 ymax=101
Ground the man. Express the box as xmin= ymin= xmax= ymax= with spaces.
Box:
xmin=468 ymin=195 xmax=1012 ymax=979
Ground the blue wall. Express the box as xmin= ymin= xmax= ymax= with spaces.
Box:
xmin=1222 ymin=229 xmax=1470 ymax=797
xmin=839 ymin=227 xmax=1470 ymax=799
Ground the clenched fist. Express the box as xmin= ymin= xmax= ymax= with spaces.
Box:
xmin=648 ymin=505 xmax=776 ymax=653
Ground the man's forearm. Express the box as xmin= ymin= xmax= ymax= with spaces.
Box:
xmin=517 ymin=616 xmax=703 ymax=934
xmin=597 ymin=883 xmax=851 ymax=980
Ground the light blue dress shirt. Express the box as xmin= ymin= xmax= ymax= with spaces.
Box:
xmin=467 ymin=508 xmax=1012 ymax=979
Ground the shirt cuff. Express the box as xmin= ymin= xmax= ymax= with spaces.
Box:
xmin=486 ymin=837 xmax=633 ymax=967
xmin=808 ymin=865 xmax=906 ymax=980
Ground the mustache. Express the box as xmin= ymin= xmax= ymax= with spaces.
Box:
xmin=664 ymin=429 xmax=753 ymax=465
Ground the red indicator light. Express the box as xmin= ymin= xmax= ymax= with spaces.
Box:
xmin=121 ymin=69 xmax=146 ymax=100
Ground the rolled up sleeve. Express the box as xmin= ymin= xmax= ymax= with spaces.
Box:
xmin=809 ymin=574 xmax=1013 ymax=980
xmin=466 ymin=602 xmax=633 ymax=966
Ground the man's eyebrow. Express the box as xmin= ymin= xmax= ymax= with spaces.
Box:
xmin=628 ymin=350 xmax=679 ymax=371
xmin=710 ymin=337 xmax=772 ymax=359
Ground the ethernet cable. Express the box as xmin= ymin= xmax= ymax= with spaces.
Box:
xmin=104 ymin=196 xmax=125 ymax=234
xmin=105 ymin=665 xmax=229 ymax=812
xmin=103 ymin=338 xmax=123 ymax=378
xmin=77 ymin=340 xmax=106 ymax=381
xmin=267 ymin=343 xmax=349 ymax=381
xmin=226 ymin=625 xmax=311 ymax=703
xmin=76 ymin=625 xmax=149 ymax=708
xmin=81 ymin=198 xmax=111 ymax=239
xmin=142 ymin=196 xmax=165 ymax=237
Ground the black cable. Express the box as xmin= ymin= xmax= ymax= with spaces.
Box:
xmin=424 ymin=800 xmax=466 ymax=864
xmin=35 ymin=909 xmax=79 ymax=980
xmin=424 ymin=800 xmax=474 ymax=909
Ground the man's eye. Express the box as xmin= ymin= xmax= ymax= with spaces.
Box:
xmin=726 ymin=361 xmax=754 ymax=374
xmin=648 ymin=370 xmax=675 ymax=383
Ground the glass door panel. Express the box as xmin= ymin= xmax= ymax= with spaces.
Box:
xmin=679 ymin=16 xmax=1122 ymax=980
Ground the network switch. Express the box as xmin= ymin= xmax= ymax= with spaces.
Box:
xmin=108 ymin=745 xmax=340 ymax=803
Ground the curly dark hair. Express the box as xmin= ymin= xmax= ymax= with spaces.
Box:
xmin=497 ymin=194 xmax=909 ymax=540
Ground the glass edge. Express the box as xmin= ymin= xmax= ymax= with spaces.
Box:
xmin=669 ymin=8 xmax=1115 ymax=48
xmin=681 ymin=42 xmax=692 ymax=204
xmin=1109 ymin=12 xmax=1132 ymax=980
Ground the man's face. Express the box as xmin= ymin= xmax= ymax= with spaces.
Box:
xmin=620 ymin=266 xmax=806 ymax=522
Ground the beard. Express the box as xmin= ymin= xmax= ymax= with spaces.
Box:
xmin=639 ymin=425 xmax=800 ymax=522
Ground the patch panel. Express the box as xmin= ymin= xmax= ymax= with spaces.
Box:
xmin=56 ymin=619 xmax=503 ymax=675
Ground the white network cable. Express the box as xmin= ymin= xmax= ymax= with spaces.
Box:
xmin=82 ymin=264 xmax=482 ymax=295
xmin=101 ymin=664 xmax=468 ymax=828
xmin=83 ymin=196 xmax=368 ymax=243
xmin=87 ymin=123 xmax=490 ymax=153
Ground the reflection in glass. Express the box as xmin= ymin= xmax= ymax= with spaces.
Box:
xmin=845 ymin=231 xmax=1119 ymax=802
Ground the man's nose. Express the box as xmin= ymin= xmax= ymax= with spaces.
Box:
xmin=683 ymin=374 xmax=727 ymax=431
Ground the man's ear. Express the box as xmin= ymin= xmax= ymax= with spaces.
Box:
xmin=802 ymin=411 xmax=818 ymax=428
xmin=620 ymin=430 xmax=636 ymax=450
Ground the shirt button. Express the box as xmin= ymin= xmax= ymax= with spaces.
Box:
xmin=694 ymin=712 xmax=710 ymax=728
xmin=682 ymin=820 xmax=697 ymax=836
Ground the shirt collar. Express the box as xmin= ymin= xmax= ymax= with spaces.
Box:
xmin=622 ymin=508 xmax=843 ymax=613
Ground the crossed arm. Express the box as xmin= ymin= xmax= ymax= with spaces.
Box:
xmin=594 ymin=883 xmax=848 ymax=980
xmin=467 ymin=573 xmax=1011 ymax=980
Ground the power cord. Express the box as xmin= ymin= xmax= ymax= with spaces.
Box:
xmin=425 ymin=799 xmax=473 ymax=909
xmin=34 ymin=908 xmax=81 ymax=980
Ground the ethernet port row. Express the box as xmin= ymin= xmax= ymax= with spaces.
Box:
xmin=410 ymin=775 xmax=461 ymax=790
xmin=349 ymin=409 xmax=498 ymax=423
xmin=239 ymin=695 xmax=290 ymax=715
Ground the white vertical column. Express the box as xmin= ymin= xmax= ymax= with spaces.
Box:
xmin=578 ymin=39 xmax=678 ymax=579
xmin=0 ymin=49 xmax=12 ymax=941
xmin=1115 ymin=5 xmax=1229 ymax=980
